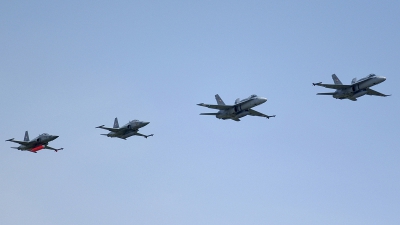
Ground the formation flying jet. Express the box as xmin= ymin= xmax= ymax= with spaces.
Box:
xmin=197 ymin=94 xmax=275 ymax=121
xmin=96 ymin=117 xmax=153 ymax=140
xmin=313 ymin=74 xmax=390 ymax=101
xmin=6 ymin=131 xmax=63 ymax=153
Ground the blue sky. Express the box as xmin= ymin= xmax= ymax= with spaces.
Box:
xmin=1 ymin=1 xmax=399 ymax=224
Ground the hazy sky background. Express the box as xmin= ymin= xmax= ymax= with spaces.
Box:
xmin=1 ymin=1 xmax=399 ymax=224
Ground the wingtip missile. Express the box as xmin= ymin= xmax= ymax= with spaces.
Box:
xmin=312 ymin=82 xmax=322 ymax=86
xmin=96 ymin=125 xmax=105 ymax=128
xmin=145 ymin=134 xmax=154 ymax=139
xmin=197 ymin=103 xmax=205 ymax=106
xmin=267 ymin=115 xmax=276 ymax=119
xmin=5 ymin=138 xmax=14 ymax=142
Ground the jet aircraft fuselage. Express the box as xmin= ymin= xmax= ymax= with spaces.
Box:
xmin=216 ymin=95 xmax=267 ymax=120
xmin=6 ymin=131 xmax=62 ymax=153
xmin=198 ymin=94 xmax=275 ymax=121
xmin=96 ymin=118 xmax=153 ymax=140
xmin=313 ymin=74 xmax=390 ymax=101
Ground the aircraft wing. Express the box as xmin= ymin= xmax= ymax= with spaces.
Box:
xmin=367 ymin=88 xmax=391 ymax=97
xmin=197 ymin=103 xmax=233 ymax=110
xmin=248 ymin=109 xmax=276 ymax=119
xmin=313 ymin=82 xmax=351 ymax=90
xmin=136 ymin=133 xmax=154 ymax=138
xmin=45 ymin=145 xmax=64 ymax=152
xmin=5 ymin=138 xmax=29 ymax=145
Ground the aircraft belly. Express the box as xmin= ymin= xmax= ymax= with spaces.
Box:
xmin=18 ymin=145 xmax=30 ymax=150
xmin=107 ymin=132 xmax=118 ymax=137
xmin=216 ymin=111 xmax=231 ymax=119
xmin=234 ymin=110 xmax=250 ymax=119
xmin=352 ymin=90 xmax=368 ymax=98
xmin=121 ymin=132 xmax=136 ymax=139
xmin=333 ymin=90 xmax=351 ymax=99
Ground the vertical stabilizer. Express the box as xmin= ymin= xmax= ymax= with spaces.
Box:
xmin=351 ymin=78 xmax=357 ymax=84
xmin=215 ymin=94 xmax=225 ymax=105
xmin=235 ymin=98 xmax=240 ymax=104
xmin=24 ymin=131 xmax=29 ymax=141
xmin=113 ymin=117 xmax=119 ymax=128
xmin=332 ymin=74 xmax=343 ymax=85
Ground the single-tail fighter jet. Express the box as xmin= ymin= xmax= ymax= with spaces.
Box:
xmin=197 ymin=94 xmax=275 ymax=121
xmin=313 ymin=74 xmax=390 ymax=101
xmin=96 ymin=117 xmax=153 ymax=140
xmin=6 ymin=131 xmax=63 ymax=153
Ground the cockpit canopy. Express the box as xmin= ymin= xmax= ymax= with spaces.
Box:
xmin=250 ymin=94 xmax=258 ymax=98
xmin=41 ymin=133 xmax=49 ymax=136
xmin=368 ymin=74 xmax=376 ymax=78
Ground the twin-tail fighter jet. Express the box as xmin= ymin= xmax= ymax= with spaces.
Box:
xmin=96 ymin=117 xmax=153 ymax=140
xmin=313 ymin=74 xmax=390 ymax=101
xmin=6 ymin=131 xmax=63 ymax=153
xmin=197 ymin=94 xmax=275 ymax=121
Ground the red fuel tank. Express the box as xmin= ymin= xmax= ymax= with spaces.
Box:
xmin=31 ymin=145 xmax=44 ymax=152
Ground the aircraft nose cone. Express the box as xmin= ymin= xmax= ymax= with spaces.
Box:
xmin=53 ymin=135 xmax=59 ymax=139
xmin=261 ymin=97 xmax=267 ymax=103
xmin=143 ymin=122 xmax=150 ymax=125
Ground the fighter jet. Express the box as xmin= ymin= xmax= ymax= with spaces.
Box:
xmin=197 ymin=94 xmax=275 ymax=121
xmin=313 ymin=74 xmax=390 ymax=101
xmin=6 ymin=131 xmax=63 ymax=153
xmin=96 ymin=117 xmax=153 ymax=140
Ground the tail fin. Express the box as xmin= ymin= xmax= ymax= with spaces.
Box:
xmin=351 ymin=78 xmax=357 ymax=84
xmin=113 ymin=118 xmax=119 ymax=128
xmin=332 ymin=74 xmax=342 ymax=85
xmin=24 ymin=131 xmax=29 ymax=141
xmin=235 ymin=98 xmax=240 ymax=104
xmin=215 ymin=94 xmax=225 ymax=105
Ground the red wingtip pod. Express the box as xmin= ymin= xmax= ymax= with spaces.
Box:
xmin=31 ymin=145 xmax=44 ymax=152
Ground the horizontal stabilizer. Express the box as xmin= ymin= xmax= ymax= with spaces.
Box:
xmin=96 ymin=125 xmax=120 ymax=133
xmin=6 ymin=138 xmax=28 ymax=145
xmin=317 ymin=92 xmax=335 ymax=95
xmin=313 ymin=83 xmax=351 ymax=89
xmin=197 ymin=103 xmax=232 ymax=110
xmin=200 ymin=113 xmax=218 ymax=115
